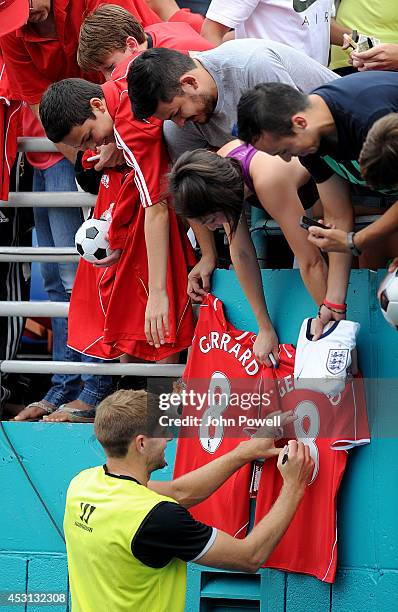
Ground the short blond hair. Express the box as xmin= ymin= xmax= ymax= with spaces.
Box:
xmin=78 ymin=4 xmax=146 ymax=72
xmin=94 ymin=389 xmax=159 ymax=458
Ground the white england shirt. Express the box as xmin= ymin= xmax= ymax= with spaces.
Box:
xmin=294 ymin=318 xmax=360 ymax=395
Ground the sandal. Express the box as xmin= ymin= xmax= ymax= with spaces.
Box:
xmin=42 ymin=404 xmax=96 ymax=423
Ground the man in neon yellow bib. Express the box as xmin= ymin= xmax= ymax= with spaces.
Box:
xmin=64 ymin=389 xmax=313 ymax=612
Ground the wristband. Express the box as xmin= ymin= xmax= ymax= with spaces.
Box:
xmin=323 ymin=299 xmax=347 ymax=312
xmin=322 ymin=304 xmax=347 ymax=315
xmin=318 ymin=304 xmax=347 ymax=319
xmin=347 ymin=232 xmax=362 ymax=256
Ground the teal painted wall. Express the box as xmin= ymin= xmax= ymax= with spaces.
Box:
xmin=1 ymin=270 xmax=397 ymax=612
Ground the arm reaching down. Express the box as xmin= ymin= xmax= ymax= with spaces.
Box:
xmin=227 ymin=214 xmax=279 ymax=367
xmin=144 ymin=203 xmax=170 ymax=348
xmin=187 ymin=221 xmax=217 ymax=301
xmin=308 ymin=175 xmax=353 ymax=340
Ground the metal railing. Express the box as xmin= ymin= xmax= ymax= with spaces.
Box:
xmin=0 ymin=140 xmax=93 ymax=263
xmin=0 ymin=361 xmax=184 ymax=377
xmin=0 ymin=301 xmax=69 ymax=317
xmin=17 ymin=137 xmax=58 ymax=152
xmin=0 ymin=191 xmax=96 ymax=208
xmin=0 ymin=247 xmax=79 ymax=263
xmin=250 ymin=215 xmax=382 ymax=237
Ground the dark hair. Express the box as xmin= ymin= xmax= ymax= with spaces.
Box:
xmin=359 ymin=113 xmax=398 ymax=191
xmin=168 ymin=149 xmax=244 ymax=234
xmin=127 ymin=48 xmax=196 ymax=119
xmin=237 ymin=83 xmax=310 ymax=143
xmin=39 ymin=79 xmax=103 ymax=142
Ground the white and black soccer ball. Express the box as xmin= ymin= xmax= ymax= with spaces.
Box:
xmin=378 ymin=269 xmax=398 ymax=330
xmin=75 ymin=218 xmax=113 ymax=264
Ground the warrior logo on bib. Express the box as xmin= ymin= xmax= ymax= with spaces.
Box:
xmin=326 ymin=349 xmax=349 ymax=375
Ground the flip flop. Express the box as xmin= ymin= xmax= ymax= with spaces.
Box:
xmin=43 ymin=404 xmax=96 ymax=423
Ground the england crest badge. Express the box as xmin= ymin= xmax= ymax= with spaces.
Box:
xmin=326 ymin=349 xmax=349 ymax=375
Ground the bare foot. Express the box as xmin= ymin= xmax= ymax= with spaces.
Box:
xmin=14 ymin=399 xmax=56 ymax=421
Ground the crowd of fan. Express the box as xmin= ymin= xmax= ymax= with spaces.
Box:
xmin=0 ymin=0 xmax=397 ymax=422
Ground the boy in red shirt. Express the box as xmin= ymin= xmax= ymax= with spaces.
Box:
xmin=0 ymin=0 xmax=165 ymax=422
xmin=78 ymin=4 xmax=213 ymax=81
xmin=39 ymin=76 xmax=195 ymax=383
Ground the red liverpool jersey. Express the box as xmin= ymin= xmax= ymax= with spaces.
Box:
xmin=174 ymin=294 xmax=272 ymax=538
xmin=255 ymin=344 xmax=370 ymax=583
xmin=96 ymin=72 xmax=195 ymax=360
xmin=67 ymin=167 xmax=128 ymax=360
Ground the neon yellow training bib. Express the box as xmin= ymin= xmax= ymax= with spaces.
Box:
xmin=64 ymin=466 xmax=186 ymax=612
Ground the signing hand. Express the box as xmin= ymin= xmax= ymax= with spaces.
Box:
xmin=187 ymin=255 xmax=216 ymax=302
xmin=93 ymin=248 xmax=122 ymax=268
xmin=277 ymin=440 xmax=314 ymax=491
xmin=94 ymin=143 xmax=125 ymax=171
xmin=145 ymin=290 xmax=170 ymax=348
xmin=254 ymin=326 xmax=279 ymax=367
xmin=242 ymin=410 xmax=297 ymax=460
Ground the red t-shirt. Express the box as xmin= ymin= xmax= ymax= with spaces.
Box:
xmin=97 ymin=73 xmax=195 ymax=360
xmin=255 ymin=345 xmax=370 ymax=583
xmin=101 ymin=75 xmax=169 ymax=249
xmin=0 ymin=0 xmax=160 ymax=103
xmin=67 ymin=167 xmax=129 ymax=360
xmin=173 ymin=293 xmax=264 ymax=538
xmin=146 ymin=21 xmax=213 ymax=53
xmin=168 ymin=8 xmax=205 ymax=34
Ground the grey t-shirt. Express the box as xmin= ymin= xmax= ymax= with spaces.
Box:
xmin=164 ymin=38 xmax=339 ymax=160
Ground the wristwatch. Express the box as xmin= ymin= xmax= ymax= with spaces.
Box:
xmin=347 ymin=231 xmax=362 ymax=256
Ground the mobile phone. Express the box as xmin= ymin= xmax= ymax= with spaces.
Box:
xmin=299 ymin=216 xmax=329 ymax=231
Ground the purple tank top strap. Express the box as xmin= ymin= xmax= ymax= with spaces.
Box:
xmin=226 ymin=143 xmax=257 ymax=194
